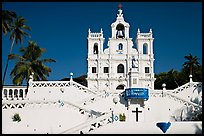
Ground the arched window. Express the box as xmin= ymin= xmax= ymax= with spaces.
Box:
xmin=116 ymin=84 xmax=125 ymax=90
xmin=116 ymin=23 xmax=125 ymax=38
xmin=93 ymin=43 xmax=98 ymax=54
xmin=143 ymin=43 xmax=148 ymax=54
xmin=118 ymin=43 xmax=123 ymax=50
xmin=117 ymin=64 xmax=124 ymax=73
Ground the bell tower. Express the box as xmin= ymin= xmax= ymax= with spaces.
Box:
xmin=111 ymin=4 xmax=130 ymax=39
xmin=135 ymin=28 xmax=156 ymax=90
xmin=87 ymin=28 xmax=104 ymax=55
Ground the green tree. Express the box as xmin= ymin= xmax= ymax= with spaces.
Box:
xmin=183 ymin=54 xmax=200 ymax=76
xmin=2 ymin=16 xmax=31 ymax=86
xmin=155 ymin=69 xmax=180 ymax=89
xmin=2 ymin=10 xmax=17 ymax=35
xmin=154 ymin=72 xmax=168 ymax=89
xmin=193 ymin=65 xmax=202 ymax=82
xmin=166 ymin=69 xmax=180 ymax=89
xmin=9 ymin=40 xmax=56 ymax=85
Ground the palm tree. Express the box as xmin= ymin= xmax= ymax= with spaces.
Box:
xmin=2 ymin=16 xmax=31 ymax=86
xmin=183 ymin=54 xmax=200 ymax=76
xmin=2 ymin=10 xmax=17 ymax=35
xmin=9 ymin=40 xmax=56 ymax=85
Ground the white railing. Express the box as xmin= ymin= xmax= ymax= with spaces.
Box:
xmin=78 ymin=91 xmax=112 ymax=106
xmin=2 ymin=80 xmax=97 ymax=102
xmin=63 ymin=100 xmax=103 ymax=118
xmin=59 ymin=112 xmax=112 ymax=134
xmin=164 ymin=92 xmax=202 ymax=111
xmin=30 ymin=80 xmax=97 ymax=95
xmin=2 ymin=100 xmax=58 ymax=110
xmin=2 ymin=86 xmax=28 ymax=100
xmin=149 ymin=90 xmax=202 ymax=112
xmin=89 ymin=33 xmax=103 ymax=38
xmin=172 ymin=82 xmax=202 ymax=94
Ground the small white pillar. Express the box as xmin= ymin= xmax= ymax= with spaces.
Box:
xmin=149 ymin=28 xmax=152 ymax=33
xmin=162 ymin=83 xmax=166 ymax=91
xmin=28 ymin=72 xmax=34 ymax=86
xmin=189 ymin=75 xmax=193 ymax=83
xmin=137 ymin=28 xmax=140 ymax=33
xmin=70 ymin=72 xmax=73 ymax=81
xmin=189 ymin=75 xmax=193 ymax=87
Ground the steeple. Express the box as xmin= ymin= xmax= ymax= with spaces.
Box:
xmin=110 ymin=4 xmax=130 ymax=39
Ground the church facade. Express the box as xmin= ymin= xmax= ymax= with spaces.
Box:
xmin=87 ymin=6 xmax=156 ymax=92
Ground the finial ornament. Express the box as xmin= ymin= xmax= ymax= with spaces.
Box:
xmin=118 ymin=4 xmax=122 ymax=9
xmin=137 ymin=28 xmax=140 ymax=33
xmin=149 ymin=28 xmax=152 ymax=33
xmin=189 ymin=74 xmax=193 ymax=83
xmin=162 ymin=83 xmax=166 ymax=90
xmin=118 ymin=4 xmax=123 ymax=16
xmin=70 ymin=72 xmax=73 ymax=81
xmin=28 ymin=72 xmax=34 ymax=85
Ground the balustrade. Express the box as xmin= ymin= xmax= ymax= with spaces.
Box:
xmin=2 ymin=86 xmax=28 ymax=100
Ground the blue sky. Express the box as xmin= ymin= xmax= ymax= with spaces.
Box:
xmin=2 ymin=2 xmax=202 ymax=85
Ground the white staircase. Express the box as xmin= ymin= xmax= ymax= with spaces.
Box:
xmin=59 ymin=112 xmax=112 ymax=134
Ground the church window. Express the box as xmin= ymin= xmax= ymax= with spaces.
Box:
xmin=92 ymin=67 xmax=96 ymax=73
xmin=104 ymin=67 xmax=109 ymax=73
xmin=118 ymin=43 xmax=123 ymax=50
xmin=93 ymin=43 xmax=98 ymax=54
xmin=117 ymin=64 xmax=124 ymax=73
xmin=116 ymin=23 xmax=125 ymax=38
xmin=143 ymin=43 xmax=148 ymax=54
xmin=145 ymin=67 xmax=149 ymax=73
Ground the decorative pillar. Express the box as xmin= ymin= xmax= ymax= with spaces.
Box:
xmin=12 ymin=89 xmax=15 ymax=100
xmin=22 ymin=89 xmax=25 ymax=100
xmin=5 ymin=89 xmax=8 ymax=100
xmin=2 ymin=88 xmax=4 ymax=100
xmin=70 ymin=72 xmax=73 ymax=81
xmin=162 ymin=83 xmax=166 ymax=97
xmin=162 ymin=83 xmax=166 ymax=91
xmin=17 ymin=89 xmax=20 ymax=100
xmin=28 ymin=72 xmax=34 ymax=87
xmin=189 ymin=75 xmax=193 ymax=82
xmin=189 ymin=75 xmax=193 ymax=87
xmin=70 ymin=72 xmax=73 ymax=86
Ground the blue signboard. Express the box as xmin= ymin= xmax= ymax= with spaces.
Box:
xmin=124 ymin=88 xmax=149 ymax=100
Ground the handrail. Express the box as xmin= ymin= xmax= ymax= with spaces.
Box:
xmin=2 ymin=86 xmax=28 ymax=100
xmin=172 ymin=82 xmax=202 ymax=93
xmin=77 ymin=91 xmax=111 ymax=105
xmin=149 ymin=91 xmax=202 ymax=111
xmin=59 ymin=112 xmax=112 ymax=134
xmin=164 ymin=92 xmax=202 ymax=110
xmin=30 ymin=80 xmax=97 ymax=94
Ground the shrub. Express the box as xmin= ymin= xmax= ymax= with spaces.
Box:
xmin=12 ymin=113 xmax=21 ymax=122
xmin=119 ymin=113 xmax=126 ymax=121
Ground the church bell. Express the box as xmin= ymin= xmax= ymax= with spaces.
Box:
xmin=117 ymin=30 xmax=124 ymax=38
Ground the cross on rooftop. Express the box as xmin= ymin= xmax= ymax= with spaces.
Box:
xmin=118 ymin=4 xmax=122 ymax=9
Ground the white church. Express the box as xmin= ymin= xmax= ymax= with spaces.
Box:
xmin=2 ymin=5 xmax=202 ymax=134
xmin=87 ymin=5 xmax=155 ymax=92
